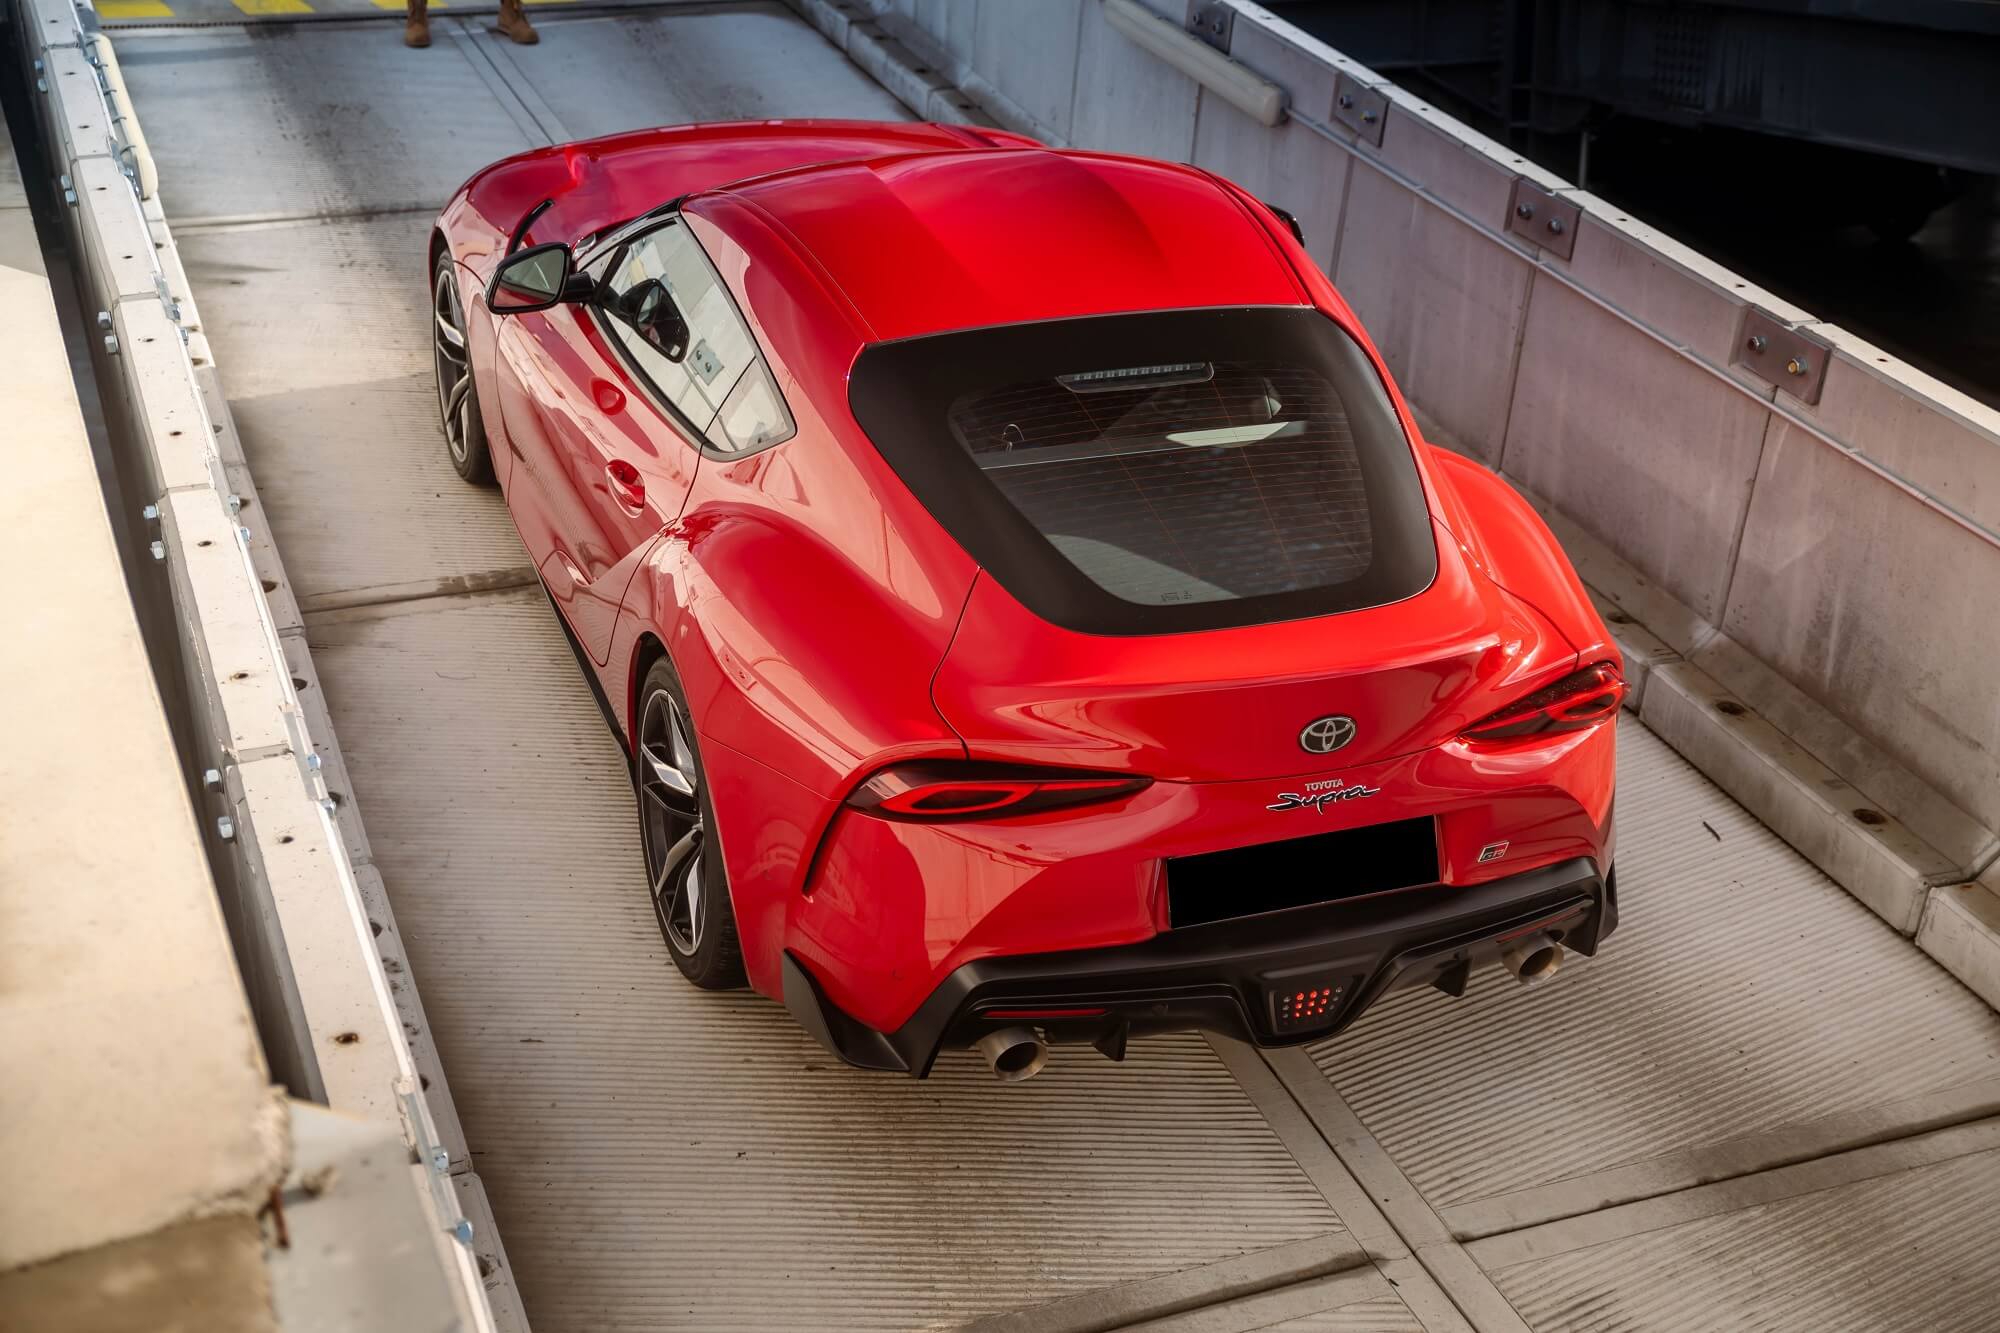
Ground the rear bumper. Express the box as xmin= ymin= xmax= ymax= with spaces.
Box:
xmin=783 ymin=856 xmax=1616 ymax=1076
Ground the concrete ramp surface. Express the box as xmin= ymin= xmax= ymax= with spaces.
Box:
xmin=101 ymin=4 xmax=2000 ymax=1329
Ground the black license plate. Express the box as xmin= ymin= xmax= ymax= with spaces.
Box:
xmin=1167 ymin=816 xmax=1440 ymax=928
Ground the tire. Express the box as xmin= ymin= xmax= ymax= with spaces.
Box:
xmin=634 ymin=657 xmax=746 ymax=989
xmin=431 ymin=248 xmax=495 ymax=485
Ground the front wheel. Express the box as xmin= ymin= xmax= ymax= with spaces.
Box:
xmin=635 ymin=658 xmax=746 ymax=989
xmin=431 ymin=249 xmax=494 ymax=485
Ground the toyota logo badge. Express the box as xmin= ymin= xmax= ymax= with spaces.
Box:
xmin=1298 ymin=715 xmax=1357 ymax=755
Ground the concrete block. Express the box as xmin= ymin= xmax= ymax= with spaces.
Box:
xmin=348 ymin=859 xmax=469 ymax=1171
xmin=1790 ymin=322 xmax=2000 ymax=532
xmin=73 ymin=157 xmax=156 ymax=307
xmin=1689 ymin=632 xmax=1995 ymax=876
xmin=1530 ymin=478 xmax=1991 ymax=877
xmin=219 ymin=461 xmax=305 ymax=638
xmin=972 ymin=0 xmax=1088 ymax=143
xmin=160 ymin=488 xmax=295 ymax=761
xmin=840 ymin=16 xmax=984 ymax=126
xmin=1589 ymin=591 xmax=1679 ymax=714
xmin=1334 ymin=166 xmax=1531 ymax=463
xmin=1501 ymin=274 xmax=1773 ymax=621
xmin=282 ymin=634 xmax=373 ymax=871
xmin=451 ymin=1174 xmax=530 ymax=1333
xmin=22 ymin=0 xmax=85 ymax=50
xmin=1187 ymin=20 xmax=1353 ymax=272
xmin=1916 ymin=883 xmax=2000 ymax=1013
xmin=1640 ymin=661 xmax=1952 ymax=934
xmin=1724 ymin=419 xmax=2000 ymax=835
xmin=42 ymin=47 xmax=113 ymax=175
xmin=1071 ymin=0 xmax=1201 ymax=162
xmin=235 ymin=752 xmax=407 ymax=1126
xmin=114 ymin=299 xmax=220 ymax=495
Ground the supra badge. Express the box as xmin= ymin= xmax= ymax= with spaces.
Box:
xmin=1298 ymin=715 xmax=1357 ymax=754
xmin=1267 ymin=777 xmax=1381 ymax=814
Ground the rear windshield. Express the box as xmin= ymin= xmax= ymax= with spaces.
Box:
xmin=848 ymin=307 xmax=1436 ymax=635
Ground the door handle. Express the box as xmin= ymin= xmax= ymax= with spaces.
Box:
xmin=591 ymin=378 xmax=625 ymax=414
xmin=605 ymin=459 xmax=645 ymax=512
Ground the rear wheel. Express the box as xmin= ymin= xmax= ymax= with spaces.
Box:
xmin=431 ymin=249 xmax=494 ymax=485
xmin=636 ymin=658 xmax=746 ymax=989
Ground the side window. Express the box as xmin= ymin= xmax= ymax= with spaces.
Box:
xmin=599 ymin=223 xmax=708 ymax=426
xmin=596 ymin=219 xmax=795 ymax=454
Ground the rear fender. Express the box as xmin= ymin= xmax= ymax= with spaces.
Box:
xmin=1427 ymin=447 xmax=1615 ymax=667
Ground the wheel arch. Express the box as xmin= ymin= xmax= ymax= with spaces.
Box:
xmin=628 ymin=630 xmax=670 ymax=756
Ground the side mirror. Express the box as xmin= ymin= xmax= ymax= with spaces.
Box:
xmin=610 ymin=277 xmax=691 ymax=363
xmin=488 ymin=242 xmax=573 ymax=314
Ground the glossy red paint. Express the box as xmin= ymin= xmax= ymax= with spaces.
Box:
xmin=433 ymin=121 xmax=1622 ymax=1053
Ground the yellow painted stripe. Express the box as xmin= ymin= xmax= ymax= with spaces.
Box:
xmin=98 ymin=0 xmax=173 ymax=15
xmin=232 ymin=0 xmax=313 ymax=13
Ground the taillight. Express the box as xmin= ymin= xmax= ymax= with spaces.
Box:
xmin=1462 ymin=661 xmax=1625 ymax=742
xmin=847 ymin=762 xmax=1150 ymax=822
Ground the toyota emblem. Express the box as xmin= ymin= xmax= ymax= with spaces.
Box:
xmin=1298 ymin=715 xmax=1357 ymax=755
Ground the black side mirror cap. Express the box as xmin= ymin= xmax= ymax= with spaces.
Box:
xmin=488 ymin=242 xmax=574 ymax=314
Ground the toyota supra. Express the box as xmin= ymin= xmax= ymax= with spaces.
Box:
xmin=429 ymin=120 xmax=1623 ymax=1081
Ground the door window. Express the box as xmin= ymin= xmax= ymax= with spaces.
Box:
xmin=595 ymin=219 xmax=795 ymax=454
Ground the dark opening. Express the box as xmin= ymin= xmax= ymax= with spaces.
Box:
xmin=1168 ymin=816 xmax=1440 ymax=928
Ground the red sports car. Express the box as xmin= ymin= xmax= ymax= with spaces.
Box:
xmin=430 ymin=120 xmax=1622 ymax=1081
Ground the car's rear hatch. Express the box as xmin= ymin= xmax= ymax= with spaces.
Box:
xmin=848 ymin=304 xmax=1579 ymax=781
xmin=931 ymin=543 xmax=1575 ymax=782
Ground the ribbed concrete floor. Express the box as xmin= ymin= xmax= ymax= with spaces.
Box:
xmin=117 ymin=5 xmax=2000 ymax=1329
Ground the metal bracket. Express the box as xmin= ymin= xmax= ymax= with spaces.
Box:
xmin=1331 ymin=73 xmax=1388 ymax=147
xmin=1505 ymin=177 xmax=1580 ymax=261
xmin=154 ymin=272 xmax=184 ymax=326
xmin=399 ymin=1079 xmax=474 ymax=1244
xmin=1734 ymin=309 xmax=1830 ymax=405
xmin=1185 ymin=1 xmax=1233 ymax=53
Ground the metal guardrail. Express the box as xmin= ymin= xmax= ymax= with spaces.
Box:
xmin=1106 ymin=0 xmax=2000 ymax=555
xmin=11 ymin=1 xmax=501 ymax=1326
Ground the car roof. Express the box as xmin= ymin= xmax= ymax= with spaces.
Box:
xmin=708 ymin=147 xmax=1309 ymax=342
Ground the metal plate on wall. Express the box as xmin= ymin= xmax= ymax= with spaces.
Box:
xmin=1734 ymin=308 xmax=1830 ymax=404
xmin=1186 ymin=1 xmax=1233 ymax=53
xmin=1331 ymin=72 xmax=1388 ymax=147
xmin=1505 ymin=177 xmax=1581 ymax=261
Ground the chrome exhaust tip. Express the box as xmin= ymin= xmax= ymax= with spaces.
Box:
xmin=974 ymin=1026 xmax=1049 ymax=1083
xmin=1501 ymin=933 xmax=1564 ymax=985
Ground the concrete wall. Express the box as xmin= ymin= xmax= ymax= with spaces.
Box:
xmin=9 ymin=0 xmax=510 ymax=1325
xmin=0 ymin=88 xmax=287 ymax=1289
xmin=835 ymin=0 xmax=2000 ymax=876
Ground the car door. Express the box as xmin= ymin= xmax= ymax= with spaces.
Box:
xmin=503 ymin=221 xmax=733 ymax=664
xmin=581 ymin=218 xmax=795 ymax=649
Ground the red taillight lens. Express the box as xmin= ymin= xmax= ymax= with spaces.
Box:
xmin=1462 ymin=661 xmax=1626 ymax=742
xmin=847 ymin=762 xmax=1150 ymax=822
